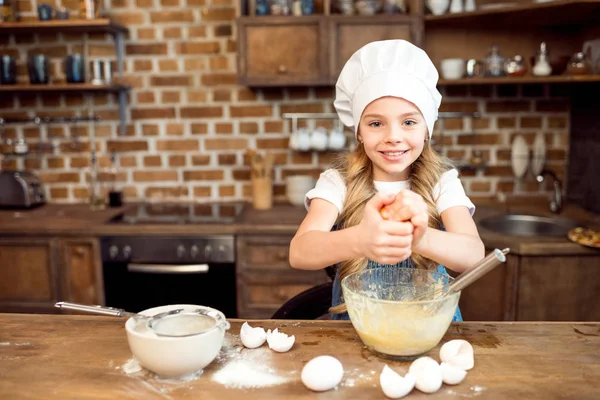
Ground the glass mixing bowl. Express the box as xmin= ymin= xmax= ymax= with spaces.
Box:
xmin=341 ymin=267 xmax=460 ymax=360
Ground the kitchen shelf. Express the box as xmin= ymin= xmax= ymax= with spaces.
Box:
xmin=0 ymin=19 xmax=129 ymax=135
xmin=425 ymin=0 xmax=600 ymax=28
xmin=0 ymin=84 xmax=129 ymax=134
xmin=438 ymin=75 xmax=600 ymax=85
xmin=0 ymin=83 xmax=130 ymax=93
xmin=0 ymin=19 xmax=128 ymax=35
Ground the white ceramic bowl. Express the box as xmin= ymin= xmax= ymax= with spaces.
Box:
xmin=286 ymin=176 xmax=314 ymax=206
xmin=440 ymin=58 xmax=466 ymax=80
xmin=428 ymin=0 xmax=449 ymax=15
xmin=125 ymin=304 xmax=230 ymax=377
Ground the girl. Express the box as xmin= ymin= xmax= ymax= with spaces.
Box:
xmin=289 ymin=40 xmax=485 ymax=320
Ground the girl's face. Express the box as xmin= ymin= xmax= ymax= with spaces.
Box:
xmin=357 ymin=96 xmax=428 ymax=182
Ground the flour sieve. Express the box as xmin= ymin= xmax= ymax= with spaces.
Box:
xmin=54 ymin=302 xmax=228 ymax=338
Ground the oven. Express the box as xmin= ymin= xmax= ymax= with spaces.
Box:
xmin=100 ymin=235 xmax=237 ymax=318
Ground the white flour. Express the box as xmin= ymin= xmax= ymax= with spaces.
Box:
xmin=211 ymin=359 xmax=289 ymax=389
xmin=210 ymin=334 xmax=294 ymax=389
xmin=341 ymin=367 xmax=378 ymax=388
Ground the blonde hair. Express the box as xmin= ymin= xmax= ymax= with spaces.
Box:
xmin=329 ymin=140 xmax=455 ymax=315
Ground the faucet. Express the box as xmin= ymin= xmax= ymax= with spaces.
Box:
xmin=536 ymin=170 xmax=563 ymax=214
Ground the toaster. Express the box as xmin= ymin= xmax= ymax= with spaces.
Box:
xmin=0 ymin=170 xmax=46 ymax=209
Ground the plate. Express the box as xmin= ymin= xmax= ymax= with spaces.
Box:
xmin=480 ymin=2 xmax=518 ymax=10
xmin=568 ymin=227 xmax=600 ymax=249
xmin=530 ymin=132 xmax=546 ymax=177
xmin=511 ymin=135 xmax=529 ymax=179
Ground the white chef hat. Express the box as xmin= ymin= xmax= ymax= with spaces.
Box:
xmin=334 ymin=40 xmax=442 ymax=139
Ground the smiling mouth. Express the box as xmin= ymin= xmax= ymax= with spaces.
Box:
xmin=380 ymin=150 xmax=409 ymax=157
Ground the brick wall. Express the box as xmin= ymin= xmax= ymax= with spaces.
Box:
xmin=0 ymin=0 xmax=570 ymax=204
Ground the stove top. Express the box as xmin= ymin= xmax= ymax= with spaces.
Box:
xmin=109 ymin=202 xmax=246 ymax=225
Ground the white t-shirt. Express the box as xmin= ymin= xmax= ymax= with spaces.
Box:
xmin=304 ymin=168 xmax=475 ymax=216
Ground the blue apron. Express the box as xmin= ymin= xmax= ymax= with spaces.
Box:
xmin=330 ymin=258 xmax=463 ymax=321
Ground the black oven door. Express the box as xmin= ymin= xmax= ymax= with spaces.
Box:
xmin=100 ymin=236 xmax=238 ymax=318
xmin=102 ymin=261 xmax=237 ymax=318
xmin=103 ymin=262 xmax=237 ymax=318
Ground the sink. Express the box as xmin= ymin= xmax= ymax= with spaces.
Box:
xmin=478 ymin=214 xmax=581 ymax=237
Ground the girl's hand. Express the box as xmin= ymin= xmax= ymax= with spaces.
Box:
xmin=380 ymin=190 xmax=429 ymax=250
xmin=356 ymin=193 xmax=414 ymax=265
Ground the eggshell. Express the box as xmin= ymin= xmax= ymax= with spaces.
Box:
xmin=440 ymin=362 xmax=467 ymax=385
xmin=408 ymin=356 xmax=442 ymax=394
xmin=379 ymin=365 xmax=415 ymax=399
xmin=266 ymin=328 xmax=295 ymax=353
xmin=439 ymin=339 xmax=474 ymax=370
xmin=239 ymin=322 xmax=266 ymax=349
xmin=301 ymin=355 xmax=344 ymax=392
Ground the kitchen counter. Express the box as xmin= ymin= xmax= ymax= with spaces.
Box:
xmin=0 ymin=313 xmax=598 ymax=399
xmin=0 ymin=200 xmax=599 ymax=255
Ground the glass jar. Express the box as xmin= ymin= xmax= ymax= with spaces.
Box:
xmin=505 ymin=55 xmax=527 ymax=76
xmin=270 ymin=0 xmax=291 ymax=15
xmin=484 ymin=45 xmax=506 ymax=77
xmin=567 ymin=52 xmax=591 ymax=75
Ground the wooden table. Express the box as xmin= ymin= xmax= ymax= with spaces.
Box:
xmin=0 ymin=314 xmax=598 ymax=399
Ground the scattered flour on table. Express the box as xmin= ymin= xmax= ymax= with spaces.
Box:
xmin=446 ymin=385 xmax=487 ymax=397
xmin=341 ymin=367 xmax=378 ymax=388
xmin=210 ymin=333 xmax=295 ymax=389
xmin=0 ymin=341 xmax=31 ymax=346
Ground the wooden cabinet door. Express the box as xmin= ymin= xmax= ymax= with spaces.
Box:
xmin=59 ymin=239 xmax=104 ymax=306
xmin=516 ymin=254 xmax=600 ymax=321
xmin=457 ymin=252 xmax=519 ymax=321
xmin=0 ymin=238 xmax=59 ymax=313
xmin=237 ymin=16 xmax=329 ymax=86
xmin=236 ymin=235 xmax=331 ymax=319
xmin=329 ymin=15 xmax=421 ymax=79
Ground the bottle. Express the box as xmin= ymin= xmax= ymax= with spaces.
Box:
xmin=484 ymin=45 xmax=506 ymax=77
xmin=0 ymin=0 xmax=18 ymax=22
xmin=80 ymin=0 xmax=101 ymax=19
xmin=532 ymin=42 xmax=552 ymax=77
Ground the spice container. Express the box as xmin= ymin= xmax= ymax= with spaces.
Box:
xmin=505 ymin=55 xmax=527 ymax=76
xmin=566 ymin=52 xmax=591 ymax=75
xmin=484 ymin=45 xmax=506 ymax=77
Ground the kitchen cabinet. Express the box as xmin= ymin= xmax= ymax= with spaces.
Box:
xmin=0 ymin=237 xmax=59 ymax=313
xmin=329 ymin=15 xmax=419 ymax=78
xmin=237 ymin=16 xmax=330 ymax=87
xmin=58 ymin=239 xmax=104 ymax=306
xmin=0 ymin=237 xmax=103 ymax=313
xmin=236 ymin=234 xmax=331 ymax=318
xmin=237 ymin=0 xmax=600 ymax=87
xmin=459 ymin=250 xmax=600 ymax=322
xmin=237 ymin=15 xmax=419 ymax=86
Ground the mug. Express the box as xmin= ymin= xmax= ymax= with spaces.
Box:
xmin=582 ymin=39 xmax=600 ymax=73
xmin=65 ymin=54 xmax=85 ymax=83
xmin=27 ymin=54 xmax=49 ymax=84
xmin=0 ymin=55 xmax=17 ymax=85
xmin=37 ymin=4 xmax=53 ymax=20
